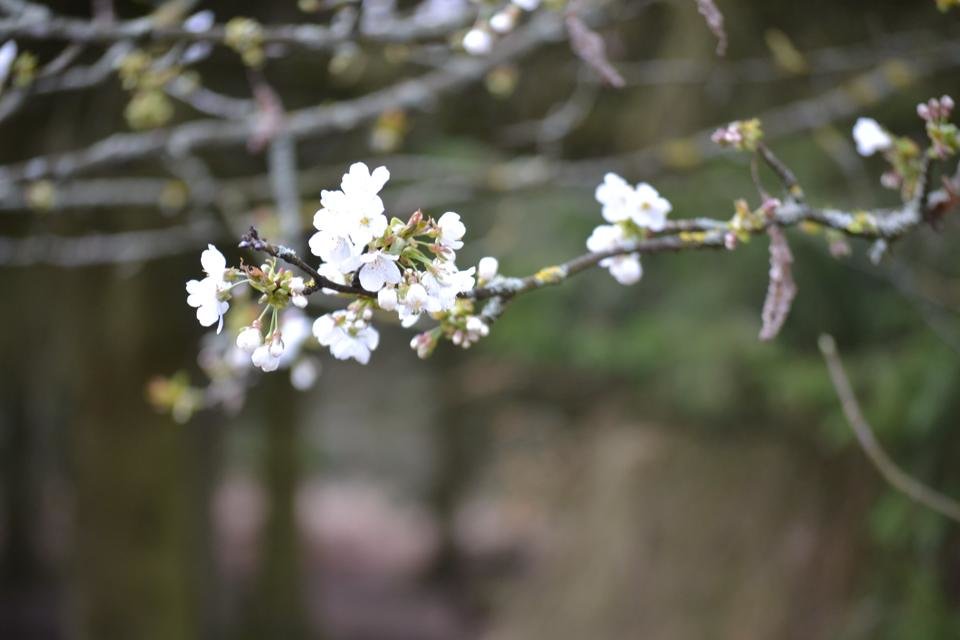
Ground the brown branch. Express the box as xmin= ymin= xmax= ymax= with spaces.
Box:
xmin=0 ymin=13 xmax=562 ymax=185
xmin=238 ymin=227 xmax=373 ymax=298
xmin=0 ymin=9 xmax=470 ymax=51
xmin=818 ymin=334 xmax=960 ymax=524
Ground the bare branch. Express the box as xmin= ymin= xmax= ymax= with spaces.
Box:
xmin=818 ymin=334 xmax=960 ymax=524
xmin=0 ymin=13 xmax=563 ymax=185
xmin=564 ymin=12 xmax=625 ymax=88
xmin=238 ymin=227 xmax=373 ymax=298
xmin=0 ymin=218 xmax=217 ymax=266
xmin=0 ymin=9 xmax=470 ymax=52
xmin=694 ymin=0 xmax=727 ymax=56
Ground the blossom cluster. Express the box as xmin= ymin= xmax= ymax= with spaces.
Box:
xmin=710 ymin=118 xmax=763 ymax=152
xmin=851 ymin=95 xmax=958 ymax=198
xmin=461 ymin=0 xmax=541 ymax=56
xmin=185 ymin=162 xmax=497 ymax=373
xmin=186 ymin=244 xmax=314 ymax=374
xmin=585 ymin=173 xmax=672 ymax=284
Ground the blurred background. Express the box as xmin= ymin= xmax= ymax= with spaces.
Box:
xmin=1 ymin=0 xmax=959 ymax=638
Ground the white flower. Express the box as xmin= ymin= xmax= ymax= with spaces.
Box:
xmin=595 ymin=173 xmax=670 ymax=231
xmin=477 ymin=256 xmax=499 ymax=281
xmin=439 ymin=264 xmax=476 ymax=292
xmin=602 ymin=253 xmax=643 ymax=285
xmin=437 ymin=211 xmax=466 ymax=250
xmin=398 ymin=283 xmax=430 ymax=327
xmin=200 ymin=243 xmax=227 ymax=280
xmin=268 ymin=336 xmax=285 ymax=358
xmin=251 ymin=344 xmax=281 ymax=372
xmin=489 ymin=11 xmax=516 ymax=34
xmin=313 ymin=312 xmax=380 ymax=365
xmin=310 ymin=163 xmax=391 ymax=250
xmin=410 ymin=332 xmax=435 ymax=359
xmin=0 ymin=41 xmax=17 ymax=88
xmin=512 ymin=0 xmax=540 ymax=11
xmin=358 ymin=251 xmax=402 ymax=292
xmin=586 ymin=224 xmax=627 ymax=253
xmin=185 ymin=244 xmax=230 ymax=333
xmin=853 ymin=117 xmax=893 ymax=156
xmin=309 ymin=228 xmax=362 ymax=270
xmin=290 ymin=359 xmax=319 ymax=390
xmin=632 ymin=183 xmax=671 ymax=230
xmin=377 ymin=286 xmax=398 ymax=311
xmin=340 ymin=163 xmax=390 ymax=245
xmin=288 ymin=276 xmax=308 ymax=308
xmin=462 ymin=28 xmax=493 ymax=55
xmin=341 ymin=162 xmax=390 ymax=197
xmin=595 ymin=173 xmax=634 ymax=223
xmin=419 ymin=265 xmax=475 ymax=313
xmin=236 ymin=326 xmax=262 ymax=353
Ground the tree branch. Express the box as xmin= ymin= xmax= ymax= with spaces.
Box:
xmin=818 ymin=334 xmax=960 ymax=524
xmin=238 ymin=227 xmax=373 ymax=298
xmin=0 ymin=13 xmax=563 ymax=186
xmin=0 ymin=9 xmax=470 ymax=51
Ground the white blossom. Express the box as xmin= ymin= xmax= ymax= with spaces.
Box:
xmin=595 ymin=173 xmax=670 ymax=230
xmin=398 ymin=283 xmax=430 ymax=327
xmin=288 ymin=277 xmax=309 ymax=308
xmin=236 ymin=326 xmax=262 ymax=353
xmin=852 ymin=117 xmax=892 ymax=156
xmin=602 ymin=253 xmax=643 ymax=285
xmin=586 ymin=224 xmax=642 ymax=285
xmin=462 ymin=28 xmax=493 ymax=55
xmin=309 ymin=163 xmax=390 ymax=250
xmin=377 ymin=286 xmax=398 ymax=311
xmin=340 ymin=162 xmax=390 ymax=245
xmin=358 ymin=251 xmax=402 ymax=292
xmin=313 ymin=312 xmax=380 ymax=365
xmin=251 ymin=344 xmax=281 ymax=372
xmin=477 ymin=256 xmax=499 ymax=281
xmin=586 ymin=223 xmax=627 ymax=253
xmin=268 ymin=336 xmax=285 ymax=358
xmin=437 ymin=211 xmax=466 ymax=249
xmin=185 ymin=244 xmax=230 ymax=333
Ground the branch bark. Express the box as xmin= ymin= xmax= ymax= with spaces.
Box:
xmin=818 ymin=334 xmax=960 ymax=524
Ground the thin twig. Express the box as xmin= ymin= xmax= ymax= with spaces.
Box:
xmin=818 ymin=334 xmax=960 ymax=524
xmin=238 ymin=227 xmax=373 ymax=298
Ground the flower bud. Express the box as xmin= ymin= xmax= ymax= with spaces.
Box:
xmin=269 ymin=337 xmax=285 ymax=358
xmin=478 ymin=256 xmax=499 ymax=281
xmin=251 ymin=344 xmax=280 ymax=372
xmin=378 ymin=287 xmax=398 ymax=311
xmin=236 ymin=326 xmax=262 ymax=353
